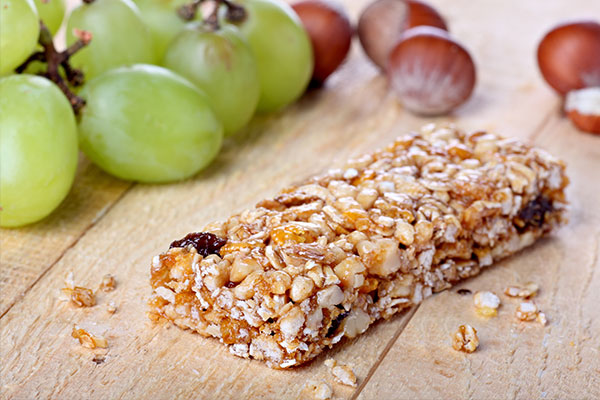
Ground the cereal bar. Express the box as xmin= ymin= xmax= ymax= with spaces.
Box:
xmin=149 ymin=124 xmax=568 ymax=368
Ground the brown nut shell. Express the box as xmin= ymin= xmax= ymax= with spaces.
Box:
xmin=537 ymin=20 xmax=600 ymax=95
xmin=387 ymin=26 xmax=476 ymax=116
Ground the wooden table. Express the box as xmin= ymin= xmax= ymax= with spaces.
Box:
xmin=1 ymin=0 xmax=599 ymax=398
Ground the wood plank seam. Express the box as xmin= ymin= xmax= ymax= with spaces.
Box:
xmin=350 ymin=305 xmax=420 ymax=400
xmin=0 ymin=184 xmax=134 ymax=319
xmin=526 ymin=101 xmax=560 ymax=144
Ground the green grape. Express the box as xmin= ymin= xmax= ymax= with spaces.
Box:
xmin=0 ymin=75 xmax=78 ymax=227
xmin=67 ymin=0 xmax=156 ymax=80
xmin=163 ymin=23 xmax=259 ymax=136
xmin=33 ymin=0 xmax=66 ymax=34
xmin=0 ymin=0 xmax=40 ymax=75
xmin=226 ymin=0 xmax=313 ymax=112
xmin=134 ymin=0 xmax=189 ymax=60
xmin=78 ymin=64 xmax=223 ymax=183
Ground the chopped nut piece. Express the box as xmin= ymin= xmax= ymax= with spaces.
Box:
xmin=473 ymin=291 xmax=501 ymax=317
xmin=62 ymin=286 xmax=96 ymax=307
xmin=305 ymin=380 xmax=333 ymax=400
xmin=537 ymin=312 xmax=547 ymax=326
xmin=452 ymin=324 xmax=479 ymax=353
xmin=324 ymin=359 xmax=357 ymax=387
xmin=290 ymin=276 xmax=315 ymax=302
xmin=504 ymin=282 xmax=539 ymax=298
xmin=107 ymin=301 xmax=117 ymax=314
xmin=99 ymin=274 xmax=116 ymax=292
xmin=515 ymin=301 xmax=539 ymax=321
xmin=72 ymin=326 xmax=108 ymax=349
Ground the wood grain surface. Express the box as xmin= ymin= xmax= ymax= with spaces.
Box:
xmin=1 ymin=0 xmax=599 ymax=399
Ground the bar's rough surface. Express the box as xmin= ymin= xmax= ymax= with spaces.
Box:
xmin=149 ymin=125 xmax=568 ymax=368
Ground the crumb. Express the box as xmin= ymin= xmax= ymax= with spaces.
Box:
xmin=305 ymin=380 xmax=333 ymax=400
xmin=147 ymin=310 xmax=161 ymax=322
xmin=504 ymin=282 xmax=539 ymax=298
xmin=65 ymin=272 xmax=75 ymax=289
xmin=324 ymin=359 xmax=357 ymax=387
xmin=452 ymin=324 xmax=479 ymax=353
xmin=515 ymin=301 xmax=539 ymax=321
xmin=473 ymin=291 xmax=500 ymax=317
xmin=107 ymin=301 xmax=117 ymax=314
xmin=61 ymin=287 xmax=96 ymax=307
xmin=72 ymin=326 xmax=107 ymax=349
xmin=99 ymin=274 xmax=116 ymax=292
xmin=92 ymin=355 xmax=106 ymax=365
xmin=537 ymin=312 xmax=547 ymax=326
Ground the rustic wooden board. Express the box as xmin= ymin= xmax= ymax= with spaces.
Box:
xmin=1 ymin=0 xmax=599 ymax=399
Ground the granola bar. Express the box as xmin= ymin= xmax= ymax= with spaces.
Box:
xmin=149 ymin=124 xmax=568 ymax=368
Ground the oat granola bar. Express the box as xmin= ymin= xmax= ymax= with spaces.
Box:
xmin=149 ymin=125 xmax=568 ymax=368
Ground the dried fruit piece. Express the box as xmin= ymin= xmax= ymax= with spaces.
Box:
xmin=452 ymin=324 xmax=478 ymax=353
xmin=169 ymin=232 xmax=227 ymax=257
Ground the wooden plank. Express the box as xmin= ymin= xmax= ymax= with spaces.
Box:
xmin=1 ymin=0 xmax=595 ymax=398
xmin=0 ymin=159 xmax=130 ymax=316
xmin=356 ymin=118 xmax=600 ymax=400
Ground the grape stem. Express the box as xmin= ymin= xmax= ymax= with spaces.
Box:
xmin=16 ymin=22 xmax=91 ymax=114
xmin=177 ymin=0 xmax=246 ymax=27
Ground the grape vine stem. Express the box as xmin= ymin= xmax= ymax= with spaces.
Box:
xmin=177 ymin=0 xmax=246 ymax=27
xmin=16 ymin=22 xmax=91 ymax=114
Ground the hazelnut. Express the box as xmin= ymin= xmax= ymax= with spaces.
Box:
xmin=537 ymin=20 xmax=600 ymax=96
xmin=292 ymin=0 xmax=353 ymax=84
xmin=358 ymin=0 xmax=447 ymax=70
xmin=387 ymin=26 xmax=476 ymax=115
xmin=565 ymin=87 xmax=600 ymax=134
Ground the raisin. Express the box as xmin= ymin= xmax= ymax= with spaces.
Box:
xmin=457 ymin=289 xmax=472 ymax=295
xmin=169 ymin=232 xmax=227 ymax=257
xmin=326 ymin=310 xmax=349 ymax=337
xmin=515 ymin=196 xmax=554 ymax=231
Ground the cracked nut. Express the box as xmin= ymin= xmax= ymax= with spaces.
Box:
xmin=305 ymin=380 xmax=332 ymax=400
xmin=324 ymin=358 xmax=358 ymax=387
xmin=504 ymin=282 xmax=539 ymax=298
xmin=452 ymin=324 xmax=479 ymax=353
xmin=72 ymin=326 xmax=107 ymax=349
xmin=473 ymin=291 xmax=500 ymax=317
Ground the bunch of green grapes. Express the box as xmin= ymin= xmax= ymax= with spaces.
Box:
xmin=1 ymin=0 xmax=321 ymax=227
